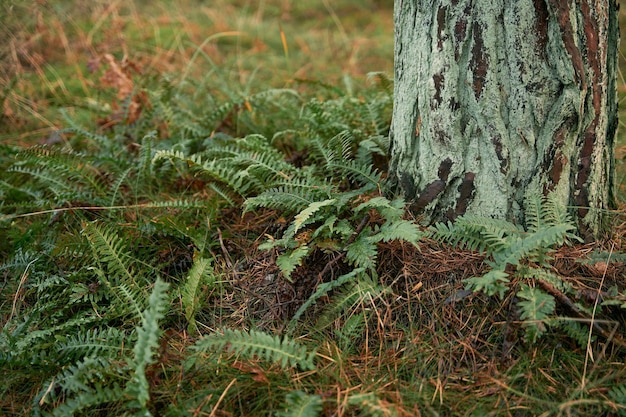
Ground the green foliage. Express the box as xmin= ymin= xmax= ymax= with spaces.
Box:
xmin=193 ymin=328 xmax=317 ymax=371
xmin=2 ymin=6 xmax=625 ymax=413
xmin=429 ymin=194 xmax=582 ymax=343
xmin=517 ymin=284 xmax=556 ymax=343
xmin=152 ymin=76 xmax=410 ymax=284
xmin=316 ymin=273 xmax=385 ymax=332
xmin=127 ymin=278 xmax=170 ymax=412
xmin=288 ymin=268 xmax=366 ymax=331
xmin=181 ymin=256 xmax=215 ymax=334
xmin=609 ymin=384 xmax=626 ymax=416
xmin=276 ymin=390 xmax=323 ymax=417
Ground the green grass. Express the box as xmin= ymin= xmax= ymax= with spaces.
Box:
xmin=1 ymin=1 xmax=626 ymax=416
xmin=0 ymin=0 xmax=392 ymax=144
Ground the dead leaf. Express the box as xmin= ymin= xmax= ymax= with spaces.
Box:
xmin=100 ymin=53 xmax=134 ymax=100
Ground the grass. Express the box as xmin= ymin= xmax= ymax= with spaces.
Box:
xmin=0 ymin=0 xmax=393 ymax=144
xmin=1 ymin=1 xmax=626 ymax=416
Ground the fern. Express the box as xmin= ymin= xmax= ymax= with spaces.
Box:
xmin=181 ymin=257 xmax=215 ymax=333
xmin=288 ymin=268 xmax=366 ymax=331
xmin=429 ymin=194 xmax=581 ymax=342
xmin=516 ymin=285 xmax=556 ymax=343
xmin=609 ymin=383 xmax=626 ymax=416
xmin=554 ymin=319 xmax=593 ymax=348
xmin=345 ymin=237 xmax=379 ymax=271
xmin=193 ymin=328 xmax=317 ymax=371
xmin=126 ymin=278 xmax=170 ymax=411
xmin=83 ymin=222 xmax=136 ymax=284
xmin=55 ymin=327 xmax=127 ymax=359
xmin=82 ymin=221 xmax=148 ymax=318
xmin=244 ymin=181 xmax=333 ymax=214
xmin=276 ymin=245 xmax=311 ymax=281
xmin=463 ymin=269 xmax=510 ymax=299
xmin=317 ymin=273 xmax=384 ymax=331
xmin=45 ymin=383 xmax=124 ymax=416
xmin=293 ymin=199 xmax=337 ymax=233
xmin=276 ymin=390 xmax=323 ymax=417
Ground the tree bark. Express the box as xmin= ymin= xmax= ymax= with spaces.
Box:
xmin=389 ymin=0 xmax=619 ymax=239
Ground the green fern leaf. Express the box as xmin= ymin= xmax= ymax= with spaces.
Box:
xmin=517 ymin=284 xmax=555 ymax=343
xmin=181 ymin=257 xmax=215 ymax=334
xmin=317 ymin=274 xmax=383 ymax=329
xmin=83 ymin=222 xmax=135 ymax=285
xmin=276 ymin=390 xmax=323 ymax=417
xmin=50 ymin=383 xmax=125 ymax=417
xmin=464 ymin=269 xmax=510 ymax=299
xmin=370 ymin=220 xmax=422 ymax=246
xmin=294 ymin=199 xmax=336 ymax=233
xmin=524 ymin=193 xmax=545 ymax=233
xmin=46 ymin=355 xmax=113 ymax=397
xmin=555 ymin=319 xmax=593 ymax=348
xmin=345 ymin=236 xmax=378 ymax=270
xmin=330 ymin=159 xmax=381 ymax=188
xmin=277 ymin=245 xmax=310 ymax=281
xmin=354 ymin=196 xmax=405 ymax=222
xmin=193 ymin=328 xmax=316 ymax=370
xmin=288 ymin=268 xmax=365 ymax=331
xmin=56 ymin=327 xmax=127 ymax=358
xmin=494 ymin=224 xmax=574 ymax=267
xmin=127 ymin=278 xmax=170 ymax=409
xmin=609 ymin=383 xmax=626 ymax=416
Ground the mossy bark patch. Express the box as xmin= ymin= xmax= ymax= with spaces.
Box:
xmin=389 ymin=0 xmax=618 ymax=238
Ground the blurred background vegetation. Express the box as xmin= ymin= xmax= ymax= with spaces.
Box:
xmin=0 ymin=0 xmax=393 ymax=144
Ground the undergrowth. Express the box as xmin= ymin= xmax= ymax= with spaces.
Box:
xmin=1 ymin=2 xmax=626 ymax=416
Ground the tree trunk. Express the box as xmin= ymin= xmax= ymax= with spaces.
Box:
xmin=389 ymin=0 xmax=619 ymax=239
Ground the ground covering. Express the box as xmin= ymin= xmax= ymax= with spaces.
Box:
xmin=1 ymin=1 xmax=626 ymax=416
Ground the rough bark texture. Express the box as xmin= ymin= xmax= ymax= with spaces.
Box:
xmin=389 ymin=0 xmax=619 ymax=239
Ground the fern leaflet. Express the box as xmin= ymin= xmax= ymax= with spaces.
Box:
xmin=193 ymin=328 xmax=316 ymax=370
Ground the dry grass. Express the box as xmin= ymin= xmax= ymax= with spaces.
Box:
xmin=1 ymin=1 xmax=626 ymax=416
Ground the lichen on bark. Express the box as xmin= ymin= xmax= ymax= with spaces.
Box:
xmin=389 ymin=0 xmax=618 ymax=239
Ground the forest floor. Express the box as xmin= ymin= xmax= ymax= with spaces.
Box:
xmin=2 ymin=1 xmax=626 ymax=416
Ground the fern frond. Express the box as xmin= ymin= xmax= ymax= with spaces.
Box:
xmin=55 ymin=327 xmax=127 ymax=359
xmin=345 ymin=236 xmax=378 ymax=270
xmin=181 ymin=257 xmax=215 ymax=333
xmin=429 ymin=215 xmax=521 ymax=254
xmin=60 ymin=109 xmax=111 ymax=149
xmin=524 ymin=193 xmax=545 ymax=234
xmin=609 ymin=383 xmax=626 ymax=416
xmin=517 ymin=284 xmax=556 ymax=343
xmin=276 ymin=390 xmax=323 ymax=417
xmin=370 ymin=220 xmax=422 ymax=246
xmin=244 ymin=183 xmax=332 ymax=214
xmin=354 ymin=196 xmax=404 ymax=222
xmin=493 ymin=224 xmax=575 ymax=267
xmin=127 ymin=278 xmax=170 ymax=409
xmin=294 ymin=199 xmax=337 ymax=233
xmin=330 ymin=159 xmax=382 ymax=188
xmin=317 ymin=274 xmax=383 ymax=329
xmin=544 ymin=192 xmax=575 ymax=227
xmin=82 ymin=221 xmax=136 ymax=286
xmin=520 ymin=267 xmax=573 ymax=294
xmin=356 ymin=136 xmax=388 ymax=165
xmin=553 ymin=319 xmax=592 ymax=348
xmin=47 ymin=355 xmax=114 ymax=397
xmin=15 ymin=315 xmax=98 ymax=355
xmin=49 ymin=383 xmax=125 ymax=417
xmin=193 ymin=328 xmax=316 ymax=370
xmin=463 ymin=269 xmax=510 ymax=299
xmin=276 ymin=245 xmax=310 ymax=281
xmin=289 ymin=268 xmax=366 ymax=330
